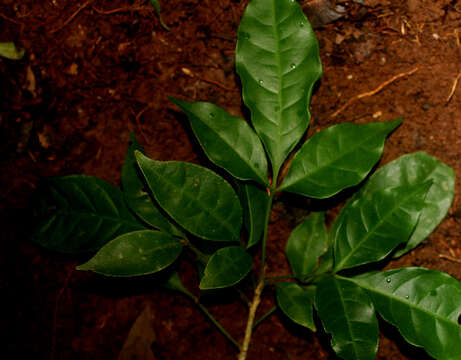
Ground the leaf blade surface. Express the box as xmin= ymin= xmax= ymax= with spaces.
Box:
xmin=276 ymin=282 xmax=316 ymax=330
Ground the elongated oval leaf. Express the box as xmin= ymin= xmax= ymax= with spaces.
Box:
xmin=350 ymin=268 xmax=461 ymax=360
xmin=32 ymin=175 xmax=145 ymax=253
xmin=171 ymin=99 xmax=269 ymax=186
xmin=237 ymin=181 xmax=270 ymax=248
xmin=276 ymin=282 xmax=316 ymax=331
xmin=316 ymin=277 xmax=379 ymax=360
xmin=236 ymin=0 xmax=322 ymax=176
xmin=286 ymin=212 xmax=327 ymax=280
xmin=0 ymin=42 xmax=24 ymax=60
xmin=136 ymin=152 xmax=242 ymax=242
xmin=199 ymin=246 xmax=253 ymax=289
xmin=77 ymin=230 xmax=182 ymax=276
xmin=122 ymin=132 xmax=183 ymax=236
xmin=354 ymin=152 xmax=454 ymax=257
xmin=334 ymin=182 xmax=431 ymax=272
xmin=279 ymin=120 xmax=401 ymax=198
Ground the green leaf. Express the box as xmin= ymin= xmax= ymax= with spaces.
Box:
xmin=199 ymin=246 xmax=253 ymax=289
xmin=316 ymin=277 xmax=379 ymax=360
xmin=279 ymin=120 xmax=401 ymax=198
xmin=350 ymin=152 xmax=454 ymax=257
xmin=276 ymin=282 xmax=316 ymax=331
xmin=235 ymin=0 xmax=322 ymax=176
xmin=122 ymin=132 xmax=182 ymax=237
xmin=334 ymin=182 xmax=431 ymax=271
xmin=349 ymin=268 xmax=461 ymax=360
xmin=162 ymin=271 xmax=192 ymax=296
xmin=237 ymin=182 xmax=270 ymax=248
xmin=286 ymin=212 xmax=327 ymax=280
xmin=0 ymin=42 xmax=25 ymax=60
xmin=77 ymin=230 xmax=183 ymax=276
xmin=136 ymin=152 xmax=242 ymax=242
xmin=171 ymin=99 xmax=269 ymax=185
xmin=32 ymin=175 xmax=145 ymax=253
xmin=149 ymin=0 xmax=169 ymax=31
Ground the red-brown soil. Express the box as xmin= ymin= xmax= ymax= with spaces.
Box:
xmin=2 ymin=1 xmax=460 ymax=359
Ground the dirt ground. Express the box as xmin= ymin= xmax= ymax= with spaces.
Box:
xmin=2 ymin=0 xmax=461 ymax=359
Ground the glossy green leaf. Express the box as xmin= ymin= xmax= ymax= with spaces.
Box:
xmin=0 ymin=42 xmax=24 ymax=60
xmin=351 ymin=152 xmax=454 ymax=257
xmin=199 ymin=246 xmax=253 ymax=289
xmin=334 ymin=182 xmax=431 ymax=271
xmin=76 ymin=230 xmax=182 ymax=276
xmin=171 ymin=99 xmax=269 ymax=185
xmin=316 ymin=277 xmax=379 ymax=360
xmin=286 ymin=212 xmax=327 ymax=280
xmin=237 ymin=182 xmax=270 ymax=248
xmin=279 ymin=120 xmax=401 ymax=198
xmin=32 ymin=175 xmax=145 ymax=253
xmin=349 ymin=268 xmax=461 ymax=360
xmin=235 ymin=0 xmax=322 ymax=176
xmin=276 ymin=282 xmax=316 ymax=331
xmin=122 ymin=132 xmax=183 ymax=237
xmin=136 ymin=152 xmax=242 ymax=242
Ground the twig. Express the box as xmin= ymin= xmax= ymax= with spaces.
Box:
xmin=330 ymin=67 xmax=419 ymax=119
xmin=92 ymin=5 xmax=148 ymax=15
xmin=0 ymin=13 xmax=23 ymax=25
xmin=199 ymin=77 xmax=237 ymax=91
xmin=253 ymin=306 xmax=276 ymax=329
xmin=49 ymin=0 xmax=91 ymax=34
xmin=439 ymin=253 xmax=461 ymax=264
xmin=131 ymin=105 xmax=151 ymax=146
xmin=446 ymin=70 xmax=461 ymax=103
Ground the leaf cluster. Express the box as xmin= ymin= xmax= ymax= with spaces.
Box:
xmin=31 ymin=0 xmax=458 ymax=359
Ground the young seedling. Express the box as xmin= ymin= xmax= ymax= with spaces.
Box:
xmin=32 ymin=0 xmax=458 ymax=359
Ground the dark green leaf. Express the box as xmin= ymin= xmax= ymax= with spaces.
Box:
xmin=316 ymin=277 xmax=378 ymax=360
xmin=350 ymin=268 xmax=461 ymax=360
xmin=171 ymin=99 xmax=269 ymax=186
xmin=235 ymin=0 xmax=322 ymax=176
xmin=32 ymin=175 xmax=145 ymax=253
xmin=286 ymin=212 xmax=327 ymax=280
xmin=136 ymin=152 xmax=242 ymax=242
xmin=149 ymin=0 xmax=169 ymax=31
xmin=279 ymin=120 xmax=401 ymax=198
xmin=162 ymin=271 xmax=192 ymax=296
xmin=122 ymin=132 xmax=182 ymax=237
xmin=237 ymin=182 xmax=270 ymax=248
xmin=276 ymin=282 xmax=316 ymax=331
xmin=76 ymin=230 xmax=182 ymax=276
xmin=350 ymin=152 xmax=454 ymax=257
xmin=199 ymin=246 xmax=253 ymax=289
xmin=0 ymin=42 xmax=24 ymax=60
xmin=334 ymin=182 xmax=431 ymax=271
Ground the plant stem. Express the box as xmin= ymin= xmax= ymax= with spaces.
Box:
xmin=253 ymin=305 xmax=276 ymax=329
xmin=183 ymin=291 xmax=241 ymax=350
xmin=181 ymin=237 xmax=209 ymax=263
xmin=238 ymin=280 xmax=264 ymax=360
xmin=260 ymin=192 xmax=276 ymax=278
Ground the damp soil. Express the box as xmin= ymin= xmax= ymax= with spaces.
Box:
xmin=2 ymin=1 xmax=461 ymax=359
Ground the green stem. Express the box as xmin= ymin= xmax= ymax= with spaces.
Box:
xmin=182 ymin=237 xmax=209 ymax=263
xmin=182 ymin=291 xmax=241 ymax=350
xmin=260 ymin=191 xmax=276 ymax=279
xmin=252 ymin=305 xmax=277 ymax=329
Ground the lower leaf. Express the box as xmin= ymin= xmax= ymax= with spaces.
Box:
xmin=77 ymin=230 xmax=183 ymax=276
xmin=349 ymin=267 xmax=461 ymax=360
xmin=316 ymin=277 xmax=379 ymax=360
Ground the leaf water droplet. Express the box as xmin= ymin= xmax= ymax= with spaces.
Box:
xmin=240 ymin=32 xmax=250 ymax=40
xmin=258 ymin=79 xmax=264 ymax=85
xmin=209 ymin=112 xmax=215 ymax=118
xmin=405 ymin=295 xmax=410 ymax=299
xmin=386 ymin=278 xmax=391 ymax=283
xmin=299 ymin=22 xmax=305 ymax=27
xmin=290 ymin=63 xmax=296 ymax=69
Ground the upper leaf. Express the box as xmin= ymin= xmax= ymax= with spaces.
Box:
xmin=350 ymin=152 xmax=454 ymax=257
xmin=122 ymin=132 xmax=183 ymax=236
xmin=76 ymin=230 xmax=182 ymax=276
xmin=237 ymin=181 xmax=270 ymax=248
xmin=350 ymin=268 xmax=461 ymax=360
xmin=135 ymin=152 xmax=242 ymax=242
xmin=286 ymin=212 xmax=327 ymax=280
xmin=279 ymin=120 xmax=401 ymax=198
xmin=199 ymin=246 xmax=253 ymax=289
xmin=316 ymin=277 xmax=379 ymax=360
xmin=32 ymin=175 xmax=145 ymax=253
xmin=334 ymin=182 xmax=431 ymax=272
xmin=171 ymin=99 xmax=269 ymax=186
xmin=276 ymin=282 xmax=316 ymax=331
xmin=235 ymin=0 xmax=322 ymax=177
